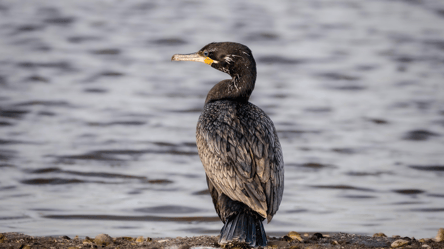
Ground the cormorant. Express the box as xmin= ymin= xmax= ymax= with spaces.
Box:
xmin=172 ymin=42 xmax=284 ymax=247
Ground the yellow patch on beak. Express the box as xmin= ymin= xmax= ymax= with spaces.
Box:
xmin=172 ymin=52 xmax=215 ymax=66
xmin=204 ymin=57 xmax=214 ymax=65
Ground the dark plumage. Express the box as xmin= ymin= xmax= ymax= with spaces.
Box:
xmin=172 ymin=42 xmax=284 ymax=247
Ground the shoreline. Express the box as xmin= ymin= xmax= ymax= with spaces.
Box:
xmin=1 ymin=229 xmax=443 ymax=248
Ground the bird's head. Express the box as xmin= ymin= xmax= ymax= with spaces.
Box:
xmin=171 ymin=42 xmax=255 ymax=77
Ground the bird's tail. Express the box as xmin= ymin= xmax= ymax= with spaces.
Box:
xmin=218 ymin=211 xmax=267 ymax=247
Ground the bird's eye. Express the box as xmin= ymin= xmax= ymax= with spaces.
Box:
xmin=203 ymin=51 xmax=209 ymax=57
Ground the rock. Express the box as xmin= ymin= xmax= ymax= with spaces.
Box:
xmin=284 ymin=231 xmax=304 ymax=242
xmin=435 ymin=227 xmax=444 ymax=242
xmin=373 ymin=233 xmax=387 ymax=237
xmin=422 ymin=245 xmax=431 ymax=248
xmin=419 ymin=238 xmax=433 ymax=243
xmin=83 ymin=236 xmax=94 ymax=245
xmin=267 ymin=240 xmax=289 ymax=248
xmin=136 ymin=236 xmax=144 ymax=243
xmin=95 ymin=234 xmax=113 ymax=247
xmin=288 ymin=246 xmax=302 ymax=249
xmin=0 ymin=233 xmax=5 ymax=243
xmin=391 ymin=239 xmax=409 ymax=248
xmin=310 ymin=233 xmax=324 ymax=240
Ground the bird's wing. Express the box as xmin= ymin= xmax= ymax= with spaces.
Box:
xmin=196 ymin=102 xmax=284 ymax=221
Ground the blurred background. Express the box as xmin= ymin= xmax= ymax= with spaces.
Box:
xmin=0 ymin=0 xmax=443 ymax=239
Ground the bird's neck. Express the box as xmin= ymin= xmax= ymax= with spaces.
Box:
xmin=204 ymin=63 xmax=257 ymax=105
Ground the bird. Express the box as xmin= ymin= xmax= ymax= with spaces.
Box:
xmin=172 ymin=42 xmax=284 ymax=247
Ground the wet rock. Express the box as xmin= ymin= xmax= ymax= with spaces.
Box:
xmin=419 ymin=238 xmax=433 ymax=243
xmin=391 ymin=239 xmax=409 ymax=248
xmin=288 ymin=246 xmax=302 ymax=249
xmin=83 ymin=236 xmax=94 ymax=245
xmin=119 ymin=236 xmax=135 ymax=241
xmin=267 ymin=240 xmax=289 ymax=248
xmin=284 ymin=231 xmax=304 ymax=242
xmin=436 ymin=228 xmax=444 ymax=242
xmin=310 ymin=233 xmax=324 ymax=240
xmin=94 ymin=234 xmax=113 ymax=247
xmin=373 ymin=233 xmax=387 ymax=237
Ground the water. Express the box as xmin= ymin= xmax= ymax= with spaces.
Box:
xmin=1 ymin=0 xmax=444 ymax=239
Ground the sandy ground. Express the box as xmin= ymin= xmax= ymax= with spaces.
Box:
xmin=1 ymin=230 xmax=443 ymax=249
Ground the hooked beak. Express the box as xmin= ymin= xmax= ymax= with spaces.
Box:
xmin=171 ymin=52 xmax=214 ymax=65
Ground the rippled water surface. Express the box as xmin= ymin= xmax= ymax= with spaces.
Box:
xmin=1 ymin=0 xmax=444 ymax=239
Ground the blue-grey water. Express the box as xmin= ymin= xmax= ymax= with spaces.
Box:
xmin=1 ymin=0 xmax=444 ymax=240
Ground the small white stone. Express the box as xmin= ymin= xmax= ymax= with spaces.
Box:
xmin=391 ymin=239 xmax=409 ymax=248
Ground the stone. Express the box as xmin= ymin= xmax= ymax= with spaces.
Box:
xmin=95 ymin=234 xmax=113 ymax=247
xmin=310 ymin=233 xmax=324 ymax=240
xmin=284 ymin=231 xmax=304 ymax=242
xmin=422 ymin=245 xmax=431 ymax=248
xmin=120 ymin=236 xmax=135 ymax=241
xmin=136 ymin=236 xmax=144 ymax=243
xmin=267 ymin=240 xmax=289 ymax=248
xmin=391 ymin=239 xmax=409 ymax=248
xmin=435 ymin=228 xmax=444 ymax=242
xmin=83 ymin=236 xmax=94 ymax=245
xmin=373 ymin=233 xmax=387 ymax=238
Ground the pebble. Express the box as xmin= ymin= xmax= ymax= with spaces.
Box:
xmin=373 ymin=233 xmax=387 ymax=238
xmin=288 ymin=246 xmax=302 ymax=249
xmin=267 ymin=240 xmax=289 ymax=248
xmin=422 ymin=245 xmax=431 ymax=248
xmin=419 ymin=238 xmax=433 ymax=243
xmin=435 ymin=227 xmax=444 ymax=242
xmin=136 ymin=236 xmax=144 ymax=243
xmin=94 ymin=234 xmax=113 ymax=247
xmin=331 ymin=240 xmax=339 ymax=245
xmin=391 ymin=239 xmax=409 ymax=248
xmin=284 ymin=231 xmax=304 ymax=242
xmin=83 ymin=236 xmax=94 ymax=245
xmin=310 ymin=233 xmax=324 ymax=240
